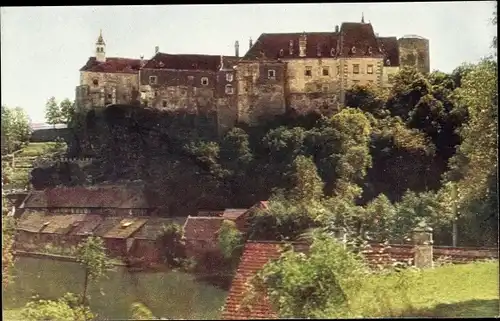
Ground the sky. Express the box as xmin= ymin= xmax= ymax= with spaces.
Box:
xmin=1 ymin=2 xmax=497 ymax=123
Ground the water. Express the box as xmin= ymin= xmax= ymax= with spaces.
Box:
xmin=3 ymin=257 xmax=228 ymax=320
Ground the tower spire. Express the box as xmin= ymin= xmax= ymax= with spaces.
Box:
xmin=97 ymin=29 xmax=105 ymax=44
xmin=95 ymin=29 xmax=106 ymax=62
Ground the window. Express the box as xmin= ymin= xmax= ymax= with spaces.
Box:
xmin=336 ymin=66 xmax=340 ymax=75
xmin=268 ymin=69 xmax=276 ymax=79
xmin=225 ymin=84 xmax=234 ymax=95
xmin=92 ymin=79 xmax=99 ymax=86
xmin=353 ymin=64 xmax=360 ymax=74
xmin=322 ymin=84 xmax=329 ymax=92
xmin=149 ymin=76 xmax=157 ymax=85
xmin=305 ymin=66 xmax=312 ymax=77
xmin=226 ymin=73 xmax=233 ymax=82
xmin=201 ymin=77 xmax=209 ymax=86
xmin=107 ymin=94 xmax=112 ymax=99
xmin=367 ymin=64 xmax=374 ymax=74
xmin=351 ymin=46 xmax=356 ymax=54
xmin=279 ymin=49 xmax=284 ymax=57
xmin=162 ymin=100 xmax=167 ymax=108
xmin=322 ymin=67 xmax=329 ymax=76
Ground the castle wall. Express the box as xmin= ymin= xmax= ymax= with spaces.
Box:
xmin=139 ymin=69 xmax=217 ymax=114
xmin=79 ymin=71 xmax=139 ymax=108
xmin=235 ymin=61 xmax=286 ymax=125
xmin=216 ymin=70 xmax=238 ymax=134
xmin=398 ymin=37 xmax=430 ymax=74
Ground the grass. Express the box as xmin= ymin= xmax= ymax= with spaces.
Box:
xmin=348 ymin=260 xmax=499 ymax=318
xmin=15 ymin=142 xmax=65 ymax=158
xmin=2 ymin=308 xmax=23 ymax=321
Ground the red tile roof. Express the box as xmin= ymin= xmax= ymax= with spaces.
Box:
xmin=21 ymin=185 xmax=149 ymax=209
xmin=143 ymin=52 xmax=237 ymax=71
xmin=222 ymin=241 xmax=310 ymax=320
xmin=80 ymin=57 xmax=143 ymax=74
xmin=243 ymin=23 xmax=399 ymax=65
xmin=183 ymin=216 xmax=225 ymax=241
xmin=222 ymin=209 xmax=248 ymax=220
xmin=222 ymin=242 xmax=282 ymax=319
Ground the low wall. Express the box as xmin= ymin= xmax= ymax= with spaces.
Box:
xmin=433 ymin=246 xmax=498 ymax=264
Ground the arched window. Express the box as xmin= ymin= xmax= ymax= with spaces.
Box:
xmin=225 ymin=84 xmax=234 ymax=94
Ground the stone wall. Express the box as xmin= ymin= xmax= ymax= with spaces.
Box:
xmin=398 ymin=37 xmax=430 ymax=74
xmin=236 ymin=60 xmax=286 ymax=125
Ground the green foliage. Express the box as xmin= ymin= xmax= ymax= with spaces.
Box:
xmin=247 ymin=233 xmax=367 ymax=318
xmin=2 ymin=213 xmax=16 ymax=289
xmin=45 ymin=96 xmax=64 ymax=125
xmin=289 ymin=155 xmax=324 ymax=205
xmin=21 ymin=293 xmax=94 ymax=321
xmin=1 ymin=105 xmax=32 ymax=155
xmin=217 ymin=220 xmax=243 ymax=259
xmin=160 ymin=222 xmax=186 ymax=267
xmin=130 ymin=302 xmax=155 ymax=320
xmin=60 ymin=98 xmax=76 ymax=125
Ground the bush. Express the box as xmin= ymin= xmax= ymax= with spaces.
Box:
xmin=217 ymin=220 xmax=243 ymax=260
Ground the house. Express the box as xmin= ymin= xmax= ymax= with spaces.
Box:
xmin=129 ymin=217 xmax=187 ymax=266
xmin=100 ymin=217 xmax=148 ymax=258
xmin=183 ymin=216 xmax=226 ymax=264
xmin=19 ymin=184 xmax=155 ymax=216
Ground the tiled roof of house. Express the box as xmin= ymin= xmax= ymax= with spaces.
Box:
xmin=244 ymin=22 xmax=399 ymax=66
xmin=103 ymin=217 xmax=148 ymax=239
xmin=80 ymin=57 xmax=143 ymax=74
xmin=21 ymin=185 xmax=149 ymax=209
xmin=93 ymin=217 xmax=124 ymax=237
xmin=377 ymin=36 xmax=400 ymax=66
xmin=183 ymin=216 xmax=225 ymax=241
xmin=143 ymin=52 xmax=237 ymax=71
xmin=132 ymin=217 xmax=188 ymax=240
xmin=17 ymin=212 xmax=49 ymax=233
xmin=222 ymin=209 xmax=248 ymax=220
xmin=222 ymin=241 xmax=311 ymax=319
xmin=222 ymin=242 xmax=282 ymax=319
xmin=69 ymin=215 xmax=104 ymax=236
xmin=40 ymin=214 xmax=87 ymax=235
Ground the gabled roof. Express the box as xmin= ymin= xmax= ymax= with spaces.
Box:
xmin=17 ymin=211 xmax=50 ymax=233
xmin=338 ymin=22 xmax=383 ymax=58
xmin=21 ymin=185 xmax=150 ymax=209
xmin=142 ymin=52 xmax=237 ymax=71
xmin=377 ymin=36 xmax=400 ymax=66
xmin=222 ymin=241 xmax=310 ymax=319
xmin=69 ymin=215 xmax=104 ymax=236
xmin=103 ymin=217 xmax=148 ymax=239
xmin=183 ymin=216 xmax=225 ymax=241
xmin=222 ymin=209 xmax=248 ymax=220
xmin=80 ymin=57 xmax=143 ymax=74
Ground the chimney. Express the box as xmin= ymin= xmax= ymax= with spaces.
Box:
xmin=235 ymin=40 xmax=240 ymax=57
xmin=335 ymin=25 xmax=339 ymax=33
xmin=299 ymin=32 xmax=307 ymax=57
xmin=155 ymin=46 xmax=159 ymax=54
xmin=289 ymin=39 xmax=294 ymax=55
xmin=140 ymin=55 xmax=145 ymax=67
xmin=249 ymin=37 xmax=253 ymax=49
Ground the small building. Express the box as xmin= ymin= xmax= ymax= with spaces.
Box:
xmin=100 ymin=217 xmax=148 ymax=258
xmin=129 ymin=217 xmax=187 ymax=266
xmin=183 ymin=216 xmax=226 ymax=264
xmin=20 ymin=184 xmax=155 ymax=216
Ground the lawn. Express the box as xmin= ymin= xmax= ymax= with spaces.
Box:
xmin=348 ymin=260 xmax=499 ymax=318
xmin=15 ymin=142 xmax=65 ymax=158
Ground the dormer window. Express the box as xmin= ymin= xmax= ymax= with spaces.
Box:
xmin=330 ymin=48 xmax=336 ymax=56
xmin=149 ymin=76 xmax=157 ymax=85
xmin=201 ymin=77 xmax=209 ymax=86
xmin=158 ymin=61 xmax=165 ymax=67
xmin=225 ymin=84 xmax=234 ymax=95
xmin=386 ymin=59 xmax=391 ymax=66
xmin=268 ymin=69 xmax=276 ymax=79
xmin=226 ymin=73 xmax=233 ymax=82
xmin=368 ymin=46 xmax=373 ymax=54
xmin=279 ymin=49 xmax=284 ymax=57
xmin=351 ymin=46 xmax=357 ymax=54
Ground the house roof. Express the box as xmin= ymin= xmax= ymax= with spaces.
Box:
xmin=132 ymin=217 xmax=187 ymax=240
xmin=92 ymin=217 xmax=124 ymax=237
xmin=103 ymin=217 xmax=148 ymax=239
xmin=17 ymin=212 xmax=50 ymax=233
xmin=69 ymin=215 xmax=104 ymax=236
xmin=222 ymin=241 xmax=310 ymax=320
xmin=183 ymin=216 xmax=225 ymax=241
xmin=80 ymin=57 xmax=143 ymax=74
xmin=39 ymin=214 xmax=87 ymax=234
xmin=21 ymin=185 xmax=149 ymax=209
xmin=243 ymin=22 xmax=398 ymax=65
xmin=143 ymin=52 xmax=237 ymax=71
xmin=222 ymin=209 xmax=248 ymax=220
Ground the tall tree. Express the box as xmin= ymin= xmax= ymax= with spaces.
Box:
xmin=1 ymin=105 xmax=31 ymax=155
xmin=60 ymin=98 xmax=76 ymax=125
xmin=75 ymin=236 xmax=112 ymax=305
xmin=45 ymin=96 xmax=63 ymax=127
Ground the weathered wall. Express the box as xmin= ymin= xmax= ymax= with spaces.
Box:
xmin=139 ymin=69 xmax=217 ymax=114
xmin=236 ymin=61 xmax=286 ymax=125
xmin=77 ymin=71 xmax=139 ymax=111
xmin=398 ymin=37 xmax=430 ymax=74
xmin=341 ymin=57 xmax=384 ymax=88
xmin=216 ymin=70 xmax=238 ymax=135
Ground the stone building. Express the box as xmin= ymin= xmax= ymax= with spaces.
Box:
xmin=75 ymin=19 xmax=429 ymax=131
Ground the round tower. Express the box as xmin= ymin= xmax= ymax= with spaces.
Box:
xmin=96 ymin=29 xmax=106 ymax=63
xmin=397 ymin=35 xmax=430 ymax=74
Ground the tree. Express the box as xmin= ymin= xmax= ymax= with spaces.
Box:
xmin=45 ymin=96 xmax=63 ymax=127
xmin=1 ymin=105 xmax=31 ymax=155
xmin=60 ymin=98 xmax=76 ymax=125
xmin=217 ymin=219 xmax=243 ymax=260
xmin=289 ymin=155 xmax=324 ymax=206
xmin=75 ymin=236 xmax=113 ymax=305
xmin=21 ymin=293 xmax=94 ymax=321
xmin=245 ymin=232 xmax=367 ymax=318
xmin=2 ymin=208 xmax=16 ymax=289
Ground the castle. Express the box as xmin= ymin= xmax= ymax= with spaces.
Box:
xmin=75 ymin=17 xmax=430 ymax=133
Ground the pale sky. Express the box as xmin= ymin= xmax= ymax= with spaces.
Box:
xmin=1 ymin=3 xmax=496 ymax=123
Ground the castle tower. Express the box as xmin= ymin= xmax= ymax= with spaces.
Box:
xmin=398 ymin=35 xmax=430 ymax=74
xmin=96 ymin=29 xmax=106 ymax=63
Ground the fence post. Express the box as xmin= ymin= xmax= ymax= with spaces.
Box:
xmin=412 ymin=221 xmax=434 ymax=269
